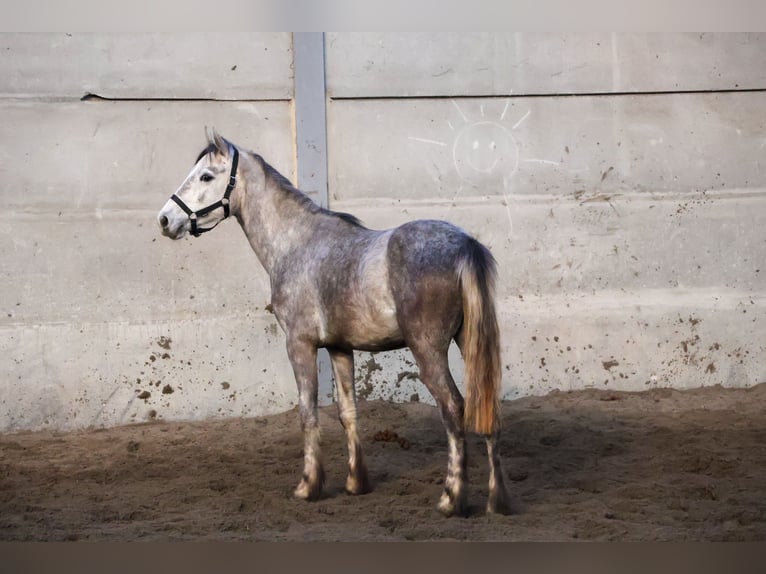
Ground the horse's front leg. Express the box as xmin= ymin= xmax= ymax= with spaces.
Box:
xmin=329 ymin=349 xmax=371 ymax=495
xmin=286 ymin=337 xmax=325 ymax=501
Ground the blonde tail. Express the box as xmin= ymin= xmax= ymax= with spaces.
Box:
xmin=457 ymin=239 xmax=502 ymax=436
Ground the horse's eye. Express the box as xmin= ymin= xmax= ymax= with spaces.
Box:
xmin=200 ymin=173 xmax=214 ymax=182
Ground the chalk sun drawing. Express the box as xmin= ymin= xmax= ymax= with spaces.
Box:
xmin=450 ymin=99 xmax=521 ymax=186
xmin=408 ymin=98 xmax=533 ymax=234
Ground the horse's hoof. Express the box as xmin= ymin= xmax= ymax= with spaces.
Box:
xmin=294 ymin=470 xmax=324 ymax=501
xmin=437 ymin=489 xmax=467 ymax=517
xmin=345 ymin=473 xmax=372 ymax=496
xmin=294 ymin=481 xmax=322 ymax=501
xmin=486 ymin=489 xmax=520 ymax=515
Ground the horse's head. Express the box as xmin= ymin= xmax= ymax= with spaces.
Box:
xmin=157 ymin=129 xmax=239 ymax=239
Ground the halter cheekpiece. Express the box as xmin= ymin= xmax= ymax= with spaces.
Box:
xmin=170 ymin=146 xmax=240 ymax=237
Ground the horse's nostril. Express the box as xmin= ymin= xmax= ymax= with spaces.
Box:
xmin=159 ymin=215 xmax=169 ymax=228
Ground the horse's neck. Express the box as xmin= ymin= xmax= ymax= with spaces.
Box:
xmin=235 ymin=159 xmax=318 ymax=274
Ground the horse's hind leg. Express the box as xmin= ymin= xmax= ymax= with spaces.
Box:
xmin=455 ymin=330 xmax=513 ymax=515
xmin=485 ymin=432 xmax=514 ymax=514
xmin=286 ymin=338 xmax=325 ymax=501
xmin=329 ymin=349 xmax=371 ymax=495
xmin=411 ymin=346 xmax=468 ymax=517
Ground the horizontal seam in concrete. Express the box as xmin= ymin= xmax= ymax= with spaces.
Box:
xmin=330 ymin=188 xmax=766 ymax=207
xmin=498 ymin=289 xmax=766 ymax=313
xmin=328 ymin=87 xmax=766 ymax=101
xmin=0 ymin=94 xmax=293 ymax=103
xmin=80 ymin=93 xmax=293 ymax=103
xmin=0 ymin=313 xmax=279 ymax=329
xmin=3 ymin=188 xmax=765 ymax=219
xmin=4 ymin=290 xmax=762 ymax=329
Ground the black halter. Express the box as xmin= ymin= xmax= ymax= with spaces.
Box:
xmin=170 ymin=146 xmax=240 ymax=237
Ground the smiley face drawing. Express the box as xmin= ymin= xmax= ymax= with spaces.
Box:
xmin=452 ymin=120 xmax=520 ymax=183
xmin=407 ymin=99 xmax=527 ymax=188
xmin=406 ymin=99 xmax=531 ymax=235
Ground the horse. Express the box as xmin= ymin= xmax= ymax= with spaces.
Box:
xmin=157 ymin=129 xmax=513 ymax=516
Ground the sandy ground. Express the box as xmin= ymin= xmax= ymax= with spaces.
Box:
xmin=0 ymin=383 xmax=764 ymax=541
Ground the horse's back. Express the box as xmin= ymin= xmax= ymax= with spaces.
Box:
xmin=387 ymin=219 xmax=473 ymax=272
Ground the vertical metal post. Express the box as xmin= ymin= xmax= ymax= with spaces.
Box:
xmin=293 ymin=32 xmax=330 ymax=208
xmin=293 ymin=32 xmax=334 ymax=404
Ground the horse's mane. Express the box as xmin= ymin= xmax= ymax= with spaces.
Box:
xmin=195 ymin=143 xmax=218 ymax=164
xmin=248 ymin=151 xmax=365 ymax=229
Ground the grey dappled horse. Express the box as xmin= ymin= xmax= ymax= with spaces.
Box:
xmin=157 ymin=130 xmax=512 ymax=516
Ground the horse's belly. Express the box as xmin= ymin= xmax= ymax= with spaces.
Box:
xmin=344 ymin=304 xmax=403 ymax=351
xmin=323 ymin=231 xmax=404 ymax=350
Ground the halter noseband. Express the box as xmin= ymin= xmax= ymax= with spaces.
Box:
xmin=170 ymin=146 xmax=240 ymax=237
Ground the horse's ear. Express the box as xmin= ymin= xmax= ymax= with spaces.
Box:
xmin=204 ymin=126 xmax=229 ymax=157
xmin=212 ymin=129 xmax=229 ymax=157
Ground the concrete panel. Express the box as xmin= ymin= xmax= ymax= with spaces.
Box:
xmin=0 ymin=101 xmax=297 ymax=431
xmin=327 ymin=92 xmax=766 ymax=201
xmin=350 ymin=292 xmax=765 ymax=405
xmin=333 ymin=193 xmax=765 ymax=299
xmin=0 ymin=216 xmax=300 ymax=432
xmin=327 ymin=33 xmax=766 ymax=97
xmin=0 ymin=33 xmax=293 ymax=99
xmin=0 ymin=316 xmax=298 ymax=432
xmin=0 ymin=100 xmax=294 ymax=214
xmin=0 ymin=217 xmax=271 ymax=325
xmin=326 ymin=90 xmax=766 ymax=403
xmin=499 ymin=288 xmax=766 ymax=398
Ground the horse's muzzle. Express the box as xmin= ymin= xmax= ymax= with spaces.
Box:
xmin=157 ymin=210 xmax=186 ymax=240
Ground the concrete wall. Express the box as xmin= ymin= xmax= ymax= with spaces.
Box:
xmin=2 ymin=33 xmax=765 ymax=431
